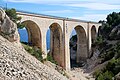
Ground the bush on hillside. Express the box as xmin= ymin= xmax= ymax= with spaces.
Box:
xmin=99 ymin=12 xmax=120 ymax=39
xmin=96 ymin=71 xmax=113 ymax=80
xmin=5 ymin=8 xmax=24 ymax=29
xmin=47 ymin=54 xmax=58 ymax=65
xmin=92 ymin=36 xmax=107 ymax=50
xmin=22 ymin=43 xmax=43 ymax=62
xmin=95 ymin=58 xmax=120 ymax=80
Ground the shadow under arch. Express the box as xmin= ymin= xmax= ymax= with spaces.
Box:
xmin=21 ymin=20 xmax=42 ymax=49
xmin=91 ymin=25 xmax=97 ymax=43
xmin=48 ymin=22 xmax=63 ymax=66
xmin=70 ymin=25 xmax=87 ymax=68
xmin=90 ymin=25 xmax=97 ymax=58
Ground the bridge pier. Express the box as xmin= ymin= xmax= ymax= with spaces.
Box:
xmin=88 ymin=23 xmax=100 ymax=58
xmin=63 ymin=21 xmax=71 ymax=71
xmin=41 ymin=32 xmax=47 ymax=59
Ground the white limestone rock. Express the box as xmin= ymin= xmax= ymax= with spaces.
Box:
xmin=0 ymin=35 xmax=68 ymax=80
xmin=0 ymin=8 xmax=20 ymax=42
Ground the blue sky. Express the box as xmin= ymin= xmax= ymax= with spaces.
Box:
xmin=0 ymin=0 xmax=120 ymax=22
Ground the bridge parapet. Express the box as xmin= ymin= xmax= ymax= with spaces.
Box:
xmin=17 ymin=11 xmax=101 ymax=24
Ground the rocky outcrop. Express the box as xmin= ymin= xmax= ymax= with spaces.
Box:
xmin=115 ymin=72 xmax=120 ymax=80
xmin=0 ymin=8 xmax=19 ymax=42
xmin=109 ymin=24 xmax=120 ymax=40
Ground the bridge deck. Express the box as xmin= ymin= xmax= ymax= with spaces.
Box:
xmin=17 ymin=10 xmax=99 ymax=24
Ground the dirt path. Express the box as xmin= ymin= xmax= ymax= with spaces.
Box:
xmin=44 ymin=61 xmax=95 ymax=80
xmin=68 ymin=68 xmax=95 ymax=80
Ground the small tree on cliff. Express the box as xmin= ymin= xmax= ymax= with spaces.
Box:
xmin=99 ymin=12 xmax=120 ymax=39
xmin=5 ymin=8 xmax=24 ymax=29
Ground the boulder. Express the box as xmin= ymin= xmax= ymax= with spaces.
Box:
xmin=115 ymin=72 xmax=120 ymax=80
xmin=0 ymin=8 xmax=20 ymax=42
xmin=109 ymin=24 xmax=120 ymax=40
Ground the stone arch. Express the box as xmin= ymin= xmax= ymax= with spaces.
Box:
xmin=90 ymin=25 xmax=97 ymax=57
xmin=21 ymin=20 xmax=42 ymax=48
xmin=75 ymin=25 xmax=87 ymax=63
xmin=48 ymin=23 xmax=63 ymax=66
xmin=70 ymin=25 xmax=87 ymax=67
xmin=98 ymin=25 xmax=102 ymax=36
xmin=91 ymin=25 xmax=97 ymax=44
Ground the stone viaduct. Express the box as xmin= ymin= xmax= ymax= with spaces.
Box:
xmin=17 ymin=12 xmax=101 ymax=71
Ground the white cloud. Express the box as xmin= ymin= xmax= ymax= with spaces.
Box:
xmin=4 ymin=0 xmax=120 ymax=4
xmin=3 ymin=0 xmax=120 ymax=11
xmin=71 ymin=14 xmax=107 ymax=22
xmin=66 ymin=3 xmax=120 ymax=10
xmin=4 ymin=0 xmax=80 ymax=4
xmin=43 ymin=10 xmax=73 ymax=14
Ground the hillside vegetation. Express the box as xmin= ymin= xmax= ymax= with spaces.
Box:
xmin=69 ymin=12 xmax=120 ymax=80
xmin=93 ymin=12 xmax=120 ymax=80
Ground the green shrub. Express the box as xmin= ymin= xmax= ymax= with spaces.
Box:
xmin=23 ymin=42 xmax=58 ymax=65
xmin=5 ymin=8 xmax=24 ymax=29
xmin=22 ymin=43 xmax=43 ymax=62
xmin=105 ymin=51 xmax=115 ymax=61
xmin=92 ymin=36 xmax=107 ymax=50
xmin=105 ymin=59 xmax=116 ymax=73
xmin=95 ymin=36 xmax=104 ymax=45
xmin=47 ymin=54 xmax=58 ymax=65
xmin=97 ymin=74 xmax=104 ymax=80
xmin=114 ymin=59 xmax=120 ymax=75
xmin=93 ymin=70 xmax=102 ymax=78
xmin=96 ymin=71 xmax=113 ymax=80
xmin=115 ymin=48 xmax=120 ymax=59
xmin=95 ymin=58 xmax=120 ymax=80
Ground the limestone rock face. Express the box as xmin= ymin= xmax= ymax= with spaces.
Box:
xmin=0 ymin=8 xmax=5 ymax=21
xmin=0 ymin=8 xmax=19 ymax=42
xmin=0 ymin=35 xmax=68 ymax=80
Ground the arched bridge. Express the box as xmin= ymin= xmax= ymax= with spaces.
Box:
xmin=17 ymin=12 xmax=101 ymax=71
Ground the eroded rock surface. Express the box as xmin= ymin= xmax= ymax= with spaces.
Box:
xmin=0 ymin=35 xmax=68 ymax=80
xmin=0 ymin=8 xmax=19 ymax=42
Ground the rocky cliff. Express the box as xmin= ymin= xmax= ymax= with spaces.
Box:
xmin=0 ymin=35 xmax=68 ymax=80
